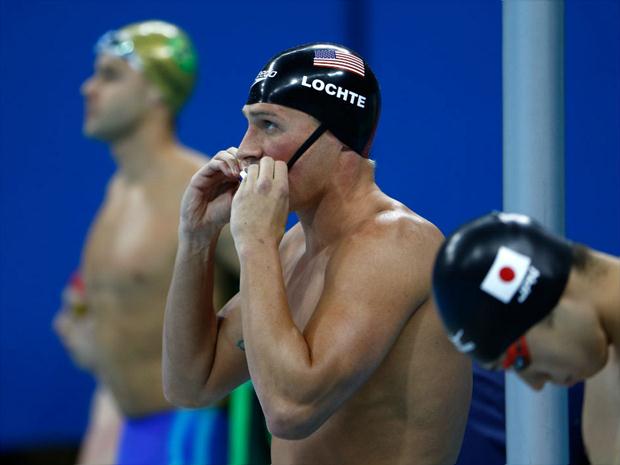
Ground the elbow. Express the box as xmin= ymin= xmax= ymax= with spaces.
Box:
xmin=162 ymin=370 xmax=186 ymax=406
xmin=163 ymin=383 xmax=202 ymax=409
xmin=162 ymin=361 xmax=216 ymax=408
xmin=164 ymin=387 xmax=219 ymax=409
xmin=163 ymin=377 xmax=216 ymax=409
xmin=264 ymin=400 xmax=323 ymax=440
xmin=267 ymin=416 xmax=318 ymax=440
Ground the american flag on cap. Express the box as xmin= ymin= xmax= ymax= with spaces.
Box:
xmin=313 ymin=49 xmax=365 ymax=77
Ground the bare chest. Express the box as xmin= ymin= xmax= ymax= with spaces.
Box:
xmin=83 ymin=189 xmax=179 ymax=290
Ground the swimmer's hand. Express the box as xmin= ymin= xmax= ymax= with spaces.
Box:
xmin=180 ymin=147 xmax=242 ymax=237
xmin=53 ymin=273 xmax=98 ymax=370
xmin=230 ymin=156 xmax=289 ymax=252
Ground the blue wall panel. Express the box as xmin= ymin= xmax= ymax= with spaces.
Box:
xmin=369 ymin=0 xmax=503 ymax=236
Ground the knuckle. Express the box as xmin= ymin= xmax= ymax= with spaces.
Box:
xmin=277 ymin=184 xmax=289 ymax=197
xmin=256 ymin=178 xmax=272 ymax=193
xmin=214 ymin=151 xmax=232 ymax=161
xmin=209 ymin=160 xmax=226 ymax=172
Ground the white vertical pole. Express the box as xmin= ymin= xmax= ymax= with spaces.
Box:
xmin=502 ymin=1 xmax=569 ymax=464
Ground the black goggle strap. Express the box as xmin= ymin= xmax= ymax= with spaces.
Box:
xmin=287 ymin=123 xmax=328 ymax=170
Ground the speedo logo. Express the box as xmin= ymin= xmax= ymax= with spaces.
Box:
xmin=301 ymin=75 xmax=366 ymax=108
xmin=254 ymin=70 xmax=278 ymax=83
xmin=450 ymin=329 xmax=476 ymax=354
xmin=517 ymin=265 xmax=540 ymax=304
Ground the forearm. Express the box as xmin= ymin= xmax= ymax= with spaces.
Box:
xmin=77 ymin=386 xmax=122 ymax=465
xmin=163 ymin=231 xmax=221 ymax=405
xmin=239 ymin=243 xmax=318 ymax=426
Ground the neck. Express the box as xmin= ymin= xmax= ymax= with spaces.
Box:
xmin=109 ymin=113 xmax=178 ymax=182
xmin=296 ymin=154 xmax=383 ymax=255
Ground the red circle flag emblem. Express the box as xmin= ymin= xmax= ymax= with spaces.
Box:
xmin=499 ymin=266 xmax=515 ymax=282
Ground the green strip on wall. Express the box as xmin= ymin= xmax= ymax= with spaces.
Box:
xmin=229 ymin=381 xmax=253 ymax=465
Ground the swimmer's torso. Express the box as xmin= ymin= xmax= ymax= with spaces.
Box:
xmin=266 ymin=220 xmax=471 ymax=465
xmin=82 ymin=152 xmax=218 ymax=417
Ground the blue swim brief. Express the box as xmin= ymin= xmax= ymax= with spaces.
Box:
xmin=115 ymin=407 xmax=228 ymax=465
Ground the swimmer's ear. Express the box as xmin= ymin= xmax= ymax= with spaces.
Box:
xmin=145 ymin=82 xmax=164 ymax=106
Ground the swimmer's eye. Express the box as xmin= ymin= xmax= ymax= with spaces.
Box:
xmin=260 ymin=119 xmax=279 ymax=132
xmin=98 ymin=67 xmax=121 ymax=81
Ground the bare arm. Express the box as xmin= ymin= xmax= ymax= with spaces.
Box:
xmin=163 ymin=229 xmax=251 ymax=406
xmin=215 ymin=223 xmax=240 ymax=276
xmin=402 ymin=296 xmax=472 ymax=464
xmin=77 ymin=386 xmax=122 ymax=465
xmin=163 ymin=149 xmax=249 ymax=407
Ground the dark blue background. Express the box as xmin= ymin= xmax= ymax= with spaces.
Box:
xmin=1 ymin=0 xmax=618 ymax=451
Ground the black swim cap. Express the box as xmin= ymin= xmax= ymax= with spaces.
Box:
xmin=247 ymin=43 xmax=381 ymax=157
xmin=432 ymin=212 xmax=573 ymax=363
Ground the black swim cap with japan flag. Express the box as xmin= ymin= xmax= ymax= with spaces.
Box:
xmin=246 ymin=43 xmax=381 ymax=166
xmin=432 ymin=212 xmax=573 ymax=363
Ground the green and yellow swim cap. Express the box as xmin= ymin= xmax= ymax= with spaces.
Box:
xmin=95 ymin=20 xmax=198 ymax=113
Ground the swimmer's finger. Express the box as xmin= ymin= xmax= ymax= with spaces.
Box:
xmin=274 ymin=160 xmax=288 ymax=190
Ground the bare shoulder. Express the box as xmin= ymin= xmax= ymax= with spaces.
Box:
xmin=157 ymin=146 xmax=209 ymax=200
xmin=174 ymin=146 xmax=210 ymax=174
xmin=324 ymin=198 xmax=444 ymax=311
xmin=279 ymin=222 xmax=305 ymax=262
xmin=100 ymin=173 xmax=124 ymax=202
xmin=379 ymin=202 xmax=443 ymax=251
xmin=342 ymin=198 xmax=444 ymax=272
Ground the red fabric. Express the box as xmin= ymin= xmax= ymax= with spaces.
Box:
xmin=502 ymin=336 xmax=530 ymax=370
xmin=69 ymin=271 xmax=85 ymax=294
